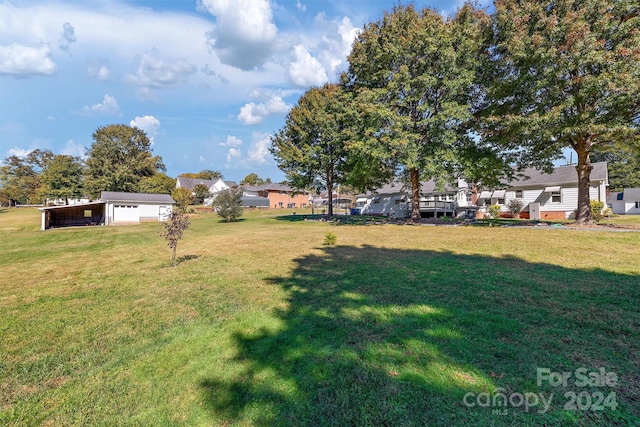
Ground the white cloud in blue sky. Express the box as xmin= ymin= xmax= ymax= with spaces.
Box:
xmin=0 ymin=0 xmax=483 ymax=183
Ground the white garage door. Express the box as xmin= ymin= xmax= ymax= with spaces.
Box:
xmin=113 ymin=205 xmax=139 ymax=222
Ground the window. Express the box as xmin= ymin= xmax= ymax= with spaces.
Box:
xmin=84 ymin=210 xmax=92 ymax=217
xmin=636 ymin=201 xmax=640 ymax=209
xmin=551 ymin=191 xmax=561 ymax=203
xmin=515 ymin=190 xmax=523 ymax=198
xmin=278 ymin=202 xmax=284 ymax=208
xmin=497 ymin=199 xmax=505 ymax=205
xmin=373 ymin=197 xmax=380 ymax=204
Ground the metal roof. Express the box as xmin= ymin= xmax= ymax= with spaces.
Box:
xmin=622 ymin=188 xmax=640 ymax=201
xmin=100 ymin=191 xmax=175 ymax=204
xmin=39 ymin=200 xmax=105 ymax=211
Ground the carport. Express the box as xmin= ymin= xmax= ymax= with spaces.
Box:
xmin=40 ymin=202 xmax=106 ymax=230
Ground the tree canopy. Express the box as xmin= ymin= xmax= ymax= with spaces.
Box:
xmin=271 ymin=83 xmax=391 ymax=216
xmin=178 ymin=170 xmax=223 ymax=181
xmin=240 ymin=173 xmax=271 ymax=186
xmin=481 ymin=0 xmax=640 ymax=223
xmin=344 ymin=4 xmax=491 ymax=219
xmin=0 ymin=149 xmax=54 ymax=204
xmin=40 ymin=155 xmax=84 ymax=204
xmin=84 ymin=124 xmax=165 ymax=197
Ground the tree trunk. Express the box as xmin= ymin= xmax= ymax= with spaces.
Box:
xmin=171 ymin=245 xmax=177 ymax=267
xmin=326 ymin=178 xmax=333 ymax=217
xmin=410 ymin=168 xmax=421 ymax=221
xmin=574 ymin=147 xmax=594 ymax=225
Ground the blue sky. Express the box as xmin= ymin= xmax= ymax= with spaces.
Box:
xmin=0 ymin=0 xmax=491 ymax=183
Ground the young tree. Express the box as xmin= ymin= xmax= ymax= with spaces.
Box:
xmin=482 ymin=0 xmax=640 ymax=224
xmin=344 ymin=4 xmax=491 ymax=220
xmin=84 ymin=124 xmax=165 ymax=197
xmin=160 ymin=211 xmax=190 ymax=267
xmin=214 ymin=188 xmax=243 ymax=222
xmin=192 ymin=183 xmax=211 ymax=205
xmin=40 ymin=155 xmax=84 ymax=204
xmin=171 ymin=187 xmax=194 ymax=211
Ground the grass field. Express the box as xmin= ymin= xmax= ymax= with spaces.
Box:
xmin=1 ymin=207 xmax=639 ymax=426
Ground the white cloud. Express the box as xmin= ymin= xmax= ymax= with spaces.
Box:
xmin=88 ymin=62 xmax=111 ymax=81
xmin=82 ymin=94 xmax=121 ymax=116
xmin=288 ymin=44 xmax=328 ymax=87
xmin=61 ymin=140 xmax=86 ymax=158
xmin=237 ymin=95 xmax=291 ymax=125
xmin=224 ymin=132 xmax=271 ymax=168
xmin=126 ymin=50 xmax=198 ymax=92
xmin=59 ymin=22 xmax=76 ymax=53
xmin=296 ymin=1 xmax=307 ymax=12
xmin=226 ymin=147 xmax=242 ymax=164
xmin=218 ymin=135 xmax=243 ymax=147
xmin=6 ymin=147 xmax=31 ymax=158
xmin=247 ymin=134 xmax=271 ymax=165
xmin=199 ymin=0 xmax=278 ymax=70
xmin=0 ymin=43 xmax=57 ymax=76
xmin=130 ymin=115 xmax=161 ymax=144
xmin=315 ymin=16 xmax=359 ymax=80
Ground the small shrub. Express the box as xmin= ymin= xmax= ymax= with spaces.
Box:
xmin=323 ymin=232 xmax=337 ymax=246
xmin=590 ymin=200 xmax=605 ymax=222
xmin=507 ymin=199 xmax=524 ymax=218
xmin=488 ymin=204 xmax=502 ymax=219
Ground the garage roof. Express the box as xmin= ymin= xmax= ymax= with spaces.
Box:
xmin=100 ymin=191 xmax=175 ymax=204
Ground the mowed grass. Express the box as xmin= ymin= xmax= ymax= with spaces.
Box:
xmin=0 ymin=207 xmax=639 ymax=426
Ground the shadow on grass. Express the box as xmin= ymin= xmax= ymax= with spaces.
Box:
xmin=200 ymin=245 xmax=640 ymax=426
xmin=176 ymin=254 xmax=200 ymax=264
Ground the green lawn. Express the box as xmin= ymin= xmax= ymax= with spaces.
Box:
xmin=1 ymin=207 xmax=639 ymax=426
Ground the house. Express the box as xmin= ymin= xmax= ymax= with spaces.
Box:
xmin=358 ymin=178 xmax=473 ymax=218
xmin=607 ymin=188 xmax=640 ymax=215
xmin=175 ymin=177 xmax=238 ymax=205
xmin=241 ymin=183 xmax=310 ymax=209
xmin=39 ymin=191 xmax=174 ymax=230
xmin=477 ymin=162 xmax=609 ymax=219
xmin=175 ymin=177 xmax=216 ymax=192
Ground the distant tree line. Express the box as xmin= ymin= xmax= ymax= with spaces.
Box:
xmin=271 ymin=1 xmax=640 ymax=224
xmin=0 ymin=125 xmax=175 ymax=206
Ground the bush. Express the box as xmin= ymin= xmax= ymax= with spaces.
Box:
xmin=215 ymin=188 xmax=244 ymax=222
xmin=507 ymin=199 xmax=524 ymax=218
xmin=323 ymin=232 xmax=337 ymax=246
xmin=590 ymin=200 xmax=605 ymax=222
xmin=488 ymin=204 xmax=502 ymax=219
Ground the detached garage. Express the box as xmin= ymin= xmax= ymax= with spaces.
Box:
xmin=102 ymin=191 xmax=174 ymax=225
xmin=40 ymin=192 xmax=175 ymax=230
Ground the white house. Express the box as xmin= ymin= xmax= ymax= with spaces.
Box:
xmin=40 ymin=191 xmax=174 ymax=230
xmin=357 ymin=178 xmax=472 ymax=218
xmin=477 ymin=162 xmax=609 ymax=220
xmin=608 ymin=188 xmax=640 ymax=215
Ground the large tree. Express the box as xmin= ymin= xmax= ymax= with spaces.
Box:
xmin=591 ymin=143 xmax=640 ymax=192
xmin=40 ymin=155 xmax=84 ymax=204
xmin=0 ymin=149 xmax=54 ymax=205
xmin=483 ymin=0 xmax=640 ymax=224
xmin=84 ymin=124 xmax=165 ymax=197
xmin=271 ymin=83 xmax=391 ymax=217
xmin=344 ymin=4 xmax=490 ymax=219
